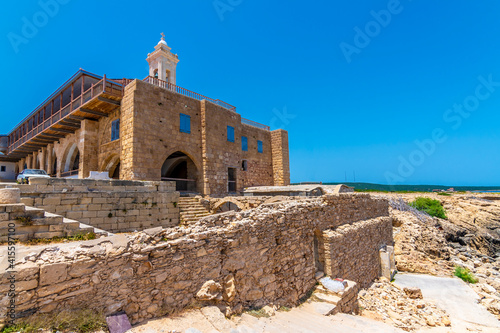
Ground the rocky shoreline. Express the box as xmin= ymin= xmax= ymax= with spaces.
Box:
xmin=362 ymin=193 xmax=500 ymax=330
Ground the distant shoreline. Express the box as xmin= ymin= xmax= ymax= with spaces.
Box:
xmin=295 ymin=182 xmax=500 ymax=193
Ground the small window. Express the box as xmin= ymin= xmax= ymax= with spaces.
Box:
xmin=111 ymin=119 xmax=120 ymax=141
xmin=0 ymin=166 xmax=6 ymax=172
xmin=241 ymin=136 xmax=248 ymax=151
xmin=227 ymin=126 xmax=235 ymax=142
xmin=180 ymin=113 xmax=191 ymax=133
xmin=242 ymin=160 xmax=248 ymax=171
xmin=257 ymin=140 xmax=263 ymax=153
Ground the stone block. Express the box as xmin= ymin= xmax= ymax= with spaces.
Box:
xmin=40 ymin=263 xmax=68 ymax=286
xmin=0 ymin=188 xmax=21 ymax=204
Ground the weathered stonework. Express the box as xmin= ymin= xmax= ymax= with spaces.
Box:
xmin=5 ymin=38 xmax=290 ymax=196
xmin=0 ymin=178 xmax=179 ymax=232
xmin=0 ymin=194 xmax=392 ymax=326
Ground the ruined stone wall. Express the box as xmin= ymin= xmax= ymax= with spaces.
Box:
xmin=206 ymin=195 xmax=308 ymax=213
xmin=323 ymin=217 xmax=394 ymax=288
xmin=0 ymin=178 xmax=179 ymax=232
xmin=0 ymin=194 xmax=391 ymax=326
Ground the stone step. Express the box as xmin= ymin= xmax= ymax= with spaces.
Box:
xmin=180 ymin=213 xmax=210 ymax=218
xmin=180 ymin=206 xmax=208 ymax=211
xmin=10 ymin=207 xmax=45 ymax=219
xmin=180 ymin=210 xmax=203 ymax=214
xmin=62 ymin=218 xmax=82 ymax=230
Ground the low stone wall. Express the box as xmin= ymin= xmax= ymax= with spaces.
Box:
xmin=0 ymin=194 xmax=391 ymax=326
xmin=324 ymin=217 xmax=394 ymax=288
xmin=0 ymin=179 xmax=180 ymax=233
xmin=204 ymin=195 xmax=308 ymax=213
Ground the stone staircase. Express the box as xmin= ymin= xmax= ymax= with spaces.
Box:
xmin=0 ymin=203 xmax=110 ymax=242
xmin=178 ymin=197 xmax=211 ymax=225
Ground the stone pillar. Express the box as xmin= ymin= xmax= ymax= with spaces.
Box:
xmin=200 ymin=100 xmax=211 ymax=195
xmin=119 ymin=80 xmax=136 ymax=180
xmin=26 ymin=154 xmax=32 ymax=169
xmin=39 ymin=148 xmax=46 ymax=173
xmin=380 ymin=245 xmax=396 ymax=280
xmin=158 ymin=61 xmax=165 ymax=81
xmin=46 ymin=144 xmax=54 ymax=175
xmin=271 ymin=129 xmax=290 ymax=186
xmin=79 ymin=119 xmax=99 ymax=178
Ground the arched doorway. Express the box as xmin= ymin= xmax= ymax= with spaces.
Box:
xmin=215 ymin=202 xmax=242 ymax=214
xmin=62 ymin=144 xmax=79 ymax=177
xmin=111 ymin=162 xmax=120 ymax=179
xmin=101 ymin=155 xmax=120 ymax=179
xmin=161 ymin=151 xmax=197 ymax=192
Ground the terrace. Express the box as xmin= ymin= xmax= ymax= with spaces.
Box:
xmin=1 ymin=70 xmax=270 ymax=161
xmin=3 ymin=69 xmax=123 ymax=159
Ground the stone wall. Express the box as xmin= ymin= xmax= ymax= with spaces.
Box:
xmin=119 ymin=80 xmax=288 ymax=195
xmin=205 ymin=195 xmax=308 ymax=213
xmin=0 ymin=178 xmax=179 ymax=233
xmin=0 ymin=194 xmax=392 ymax=326
xmin=323 ymin=217 xmax=394 ymax=288
xmin=271 ymin=129 xmax=290 ymax=186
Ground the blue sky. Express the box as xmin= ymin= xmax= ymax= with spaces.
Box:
xmin=1 ymin=0 xmax=500 ymax=186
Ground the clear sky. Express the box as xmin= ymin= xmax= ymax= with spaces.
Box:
xmin=1 ymin=0 xmax=500 ymax=186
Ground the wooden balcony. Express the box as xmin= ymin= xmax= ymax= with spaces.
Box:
xmin=6 ymin=70 xmax=125 ymax=159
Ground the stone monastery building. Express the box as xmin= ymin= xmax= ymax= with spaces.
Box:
xmin=0 ymin=35 xmax=290 ymax=195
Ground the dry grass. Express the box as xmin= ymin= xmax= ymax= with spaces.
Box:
xmin=1 ymin=309 xmax=108 ymax=333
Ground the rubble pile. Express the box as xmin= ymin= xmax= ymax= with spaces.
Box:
xmin=375 ymin=193 xmax=500 ymax=320
xmin=359 ymin=278 xmax=450 ymax=331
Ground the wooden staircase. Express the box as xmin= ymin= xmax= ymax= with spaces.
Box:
xmin=177 ymin=197 xmax=211 ymax=225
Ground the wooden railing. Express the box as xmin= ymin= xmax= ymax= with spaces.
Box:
xmin=8 ymin=75 xmax=123 ymax=153
xmin=241 ymin=118 xmax=270 ymax=131
xmin=161 ymin=177 xmax=197 ymax=192
xmin=143 ymin=76 xmax=237 ymax=112
xmin=60 ymin=169 xmax=79 ymax=178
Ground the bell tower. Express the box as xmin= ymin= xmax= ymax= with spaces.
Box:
xmin=146 ymin=33 xmax=179 ymax=85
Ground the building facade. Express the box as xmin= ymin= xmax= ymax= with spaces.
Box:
xmin=0 ymin=36 xmax=290 ymax=195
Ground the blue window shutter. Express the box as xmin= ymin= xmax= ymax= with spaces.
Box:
xmin=258 ymin=140 xmax=263 ymax=153
xmin=241 ymin=136 xmax=248 ymax=151
xmin=111 ymin=119 xmax=120 ymax=141
xmin=227 ymin=126 xmax=235 ymax=142
xmin=180 ymin=113 xmax=191 ymax=133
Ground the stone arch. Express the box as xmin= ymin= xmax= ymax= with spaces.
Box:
xmin=212 ymin=198 xmax=246 ymax=213
xmin=100 ymin=154 xmax=121 ymax=179
xmin=161 ymin=151 xmax=200 ymax=192
xmin=62 ymin=143 xmax=80 ymax=174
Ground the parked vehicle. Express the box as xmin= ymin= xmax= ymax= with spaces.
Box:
xmin=16 ymin=169 xmax=50 ymax=184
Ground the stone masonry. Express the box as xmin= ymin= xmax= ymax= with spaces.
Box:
xmin=0 ymin=178 xmax=179 ymax=233
xmin=3 ymin=38 xmax=290 ymax=196
xmin=0 ymin=194 xmax=392 ymax=326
